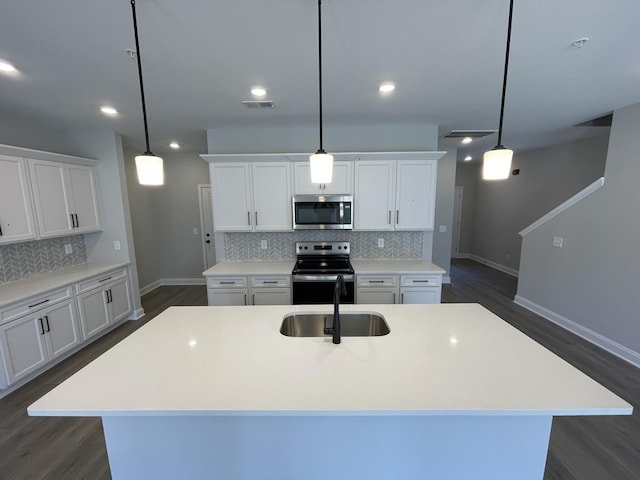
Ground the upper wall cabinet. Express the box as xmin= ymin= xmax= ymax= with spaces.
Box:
xmin=210 ymin=161 xmax=292 ymax=232
xmin=354 ymin=158 xmax=438 ymax=231
xmin=0 ymin=155 xmax=38 ymax=244
xmin=293 ymin=161 xmax=353 ymax=195
xmin=28 ymin=159 xmax=102 ymax=238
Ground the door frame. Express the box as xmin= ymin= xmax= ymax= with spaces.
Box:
xmin=197 ymin=184 xmax=215 ymax=270
xmin=452 ymin=186 xmax=464 ymax=258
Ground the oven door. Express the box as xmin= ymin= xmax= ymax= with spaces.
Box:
xmin=292 ymin=275 xmax=355 ymax=305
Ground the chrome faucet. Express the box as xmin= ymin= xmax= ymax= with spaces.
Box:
xmin=325 ymin=274 xmax=346 ymax=344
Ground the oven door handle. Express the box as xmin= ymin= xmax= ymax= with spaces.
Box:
xmin=293 ymin=274 xmax=354 ymax=282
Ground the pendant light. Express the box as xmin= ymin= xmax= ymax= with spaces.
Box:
xmin=130 ymin=0 xmax=164 ymax=186
xmin=309 ymin=0 xmax=333 ymax=184
xmin=483 ymin=0 xmax=514 ymax=181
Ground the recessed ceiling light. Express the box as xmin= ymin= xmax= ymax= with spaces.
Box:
xmin=0 ymin=60 xmax=17 ymax=73
xmin=170 ymin=142 xmax=180 ymax=149
xmin=464 ymin=156 xmax=472 ymax=162
xmin=379 ymin=82 xmax=395 ymax=94
xmin=100 ymin=106 xmax=118 ymax=116
xmin=461 ymin=137 xmax=473 ymax=144
xmin=251 ymin=87 xmax=267 ymax=97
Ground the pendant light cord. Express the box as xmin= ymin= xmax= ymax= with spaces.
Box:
xmin=317 ymin=0 xmax=325 ymax=153
xmin=131 ymin=0 xmax=152 ymax=155
xmin=496 ymin=0 xmax=514 ymax=148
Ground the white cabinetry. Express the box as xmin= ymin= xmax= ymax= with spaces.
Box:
xmin=207 ymin=275 xmax=291 ymax=306
xmin=28 ymin=159 xmax=101 ymax=237
xmin=354 ymin=159 xmax=437 ymax=231
xmin=0 ymin=291 xmax=80 ymax=388
xmin=210 ymin=162 xmax=292 ymax=232
xmin=0 ymin=155 xmax=37 ymax=244
xmin=399 ymin=275 xmax=442 ymax=304
xmin=293 ymin=161 xmax=353 ymax=194
xmin=356 ymin=275 xmax=398 ymax=304
xmin=76 ymin=269 xmax=131 ymax=340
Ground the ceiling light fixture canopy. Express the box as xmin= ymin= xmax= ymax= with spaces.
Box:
xmin=130 ymin=0 xmax=163 ymax=186
xmin=483 ymin=0 xmax=514 ymax=181
xmin=309 ymin=0 xmax=333 ymax=184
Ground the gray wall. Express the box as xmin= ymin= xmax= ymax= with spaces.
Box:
xmin=455 ymin=134 xmax=608 ymax=271
xmin=207 ymin=123 xmax=453 ymax=272
xmin=517 ymin=103 xmax=640 ymax=365
xmin=125 ymin=150 xmax=210 ymax=290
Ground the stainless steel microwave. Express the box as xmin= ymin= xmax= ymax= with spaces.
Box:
xmin=292 ymin=195 xmax=353 ymax=230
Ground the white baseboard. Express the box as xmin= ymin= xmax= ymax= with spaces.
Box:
xmin=453 ymin=253 xmax=471 ymax=259
xmin=514 ymin=295 xmax=640 ymax=368
xmin=469 ymin=255 xmax=519 ymax=277
xmin=443 ymin=276 xmax=451 ymax=284
xmin=140 ymin=278 xmax=206 ymax=295
xmin=127 ymin=307 xmax=145 ymax=320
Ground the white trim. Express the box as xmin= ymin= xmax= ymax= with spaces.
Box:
xmin=443 ymin=276 xmax=451 ymax=284
xmin=469 ymin=255 xmax=519 ymax=277
xmin=519 ymin=177 xmax=605 ymax=237
xmin=197 ymin=184 xmax=211 ymax=270
xmin=127 ymin=308 xmax=145 ymax=320
xmin=0 ymin=143 xmax=98 ymax=166
xmin=514 ymin=295 xmax=640 ymax=368
xmin=201 ymin=151 xmax=448 ymax=163
xmin=140 ymin=278 xmax=206 ymax=295
xmin=453 ymin=253 xmax=472 ymax=259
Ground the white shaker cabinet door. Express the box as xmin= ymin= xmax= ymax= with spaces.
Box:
xmin=293 ymin=161 xmax=353 ymax=195
xmin=77 ymin=288 xmax=110 ymax=340
xmin=252 ymin=289 xmax=291 ymax=305
xmin=251 ymin=162 xmax=292 ymax=231
xmin=0 ymin=155 xmax=37 ymax=244
xmin=42 ymin=299 xmax=82 ymax=359
xmin=66 ymin=164 xmax=101 ymax=233
xmin=207 ymin=289 xmax=248 ymax=306
xmin=210 ymin=163 xmax=253 ymax=231
xmin=354 ymin=161 xmax=395 ymax=231
xmin=0 ymin=315 xmax=49 ymax=385
xmin=108 ymin=278 xmax=132 ymax=323
xmin=356 ymin=288 xmax=397 ymax=305
xmin=28 ymin=159 xmax=74 ymax=237
xmin=395 ymin=160 xmax=437 ymax=230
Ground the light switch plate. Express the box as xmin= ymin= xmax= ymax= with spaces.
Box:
xmin=64 ymin=244 xmax=72 ymax=255
xmin=439 ymin=225 xmax=447 ymax=233
xmin=114 ymin=240 xmax=121 ymax=251
xmin=377 ymin=238 xmax=384 ymax=248
xmin=552 ymin=236 xmax=563 ymax=248
xmin=193 ymin=227 xmax=199 ymax=235
xmin=260 ymin=239 xmax=268 ymax=249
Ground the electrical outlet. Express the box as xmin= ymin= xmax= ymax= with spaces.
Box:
xmin=114 ymin=240 xmax=121 ymax=251
xmin=193 ymin=227 xmax=199 ymax=235
xmin=260 ymin=239 xmax=268 ymax=249
xmin=64 ymin=244 xmax=72 ymax=255
xmin=377 ymin=238 xmax=384 ymax=248
xmin=439 ymin=225 xmax=447 ymax=233
xmin=552 ymin=236 xmax=563 ymax=248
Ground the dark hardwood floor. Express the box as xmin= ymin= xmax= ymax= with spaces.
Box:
xmin=0 ymin=262 xmax=638 ymax=479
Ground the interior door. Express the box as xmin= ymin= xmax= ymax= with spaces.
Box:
xmin=199 ymin=185 xmax=216 ymax=269
xmin=452 ymin=186 xmax=463 ymax=257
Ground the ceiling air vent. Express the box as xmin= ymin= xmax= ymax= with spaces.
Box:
xmin=441 ymin=130 xmax=497 ymax=139
xmin=242 ymin=100 xmax=275 ymax=109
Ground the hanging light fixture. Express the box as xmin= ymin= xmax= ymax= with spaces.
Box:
xmin=130 ymin=0 xmax=164 ymax=186
xmin=309 ymin=0 xmax=333 ymax=184
xmin=483 ymin=0 xmax=514 ymax=181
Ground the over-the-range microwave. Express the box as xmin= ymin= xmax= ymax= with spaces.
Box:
xmin=292 ymin=194 xmax=353 ymax=230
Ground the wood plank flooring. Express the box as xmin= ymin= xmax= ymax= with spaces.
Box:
xmin=0 ymin=263 xmax=638 ymax=479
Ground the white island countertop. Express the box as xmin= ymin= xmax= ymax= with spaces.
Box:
xmin=28 ymin=303 xmax=631 ymax=417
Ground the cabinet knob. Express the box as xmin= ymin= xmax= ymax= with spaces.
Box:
xmin=205 ymin=240 xmax=210 ymax=244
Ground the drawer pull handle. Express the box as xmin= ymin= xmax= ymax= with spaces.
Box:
xmin=262 ymin=281 xmax=278 ymax=284
xmin=412 ymin=280 xmax=429 ymax=283
xmin=29 ymin=299 xmax=50 ymax=308
xmin=98 ymin=276 xmax=113 ymax=283
xmin=44 ymin=315 xmax=50 ymax=332
xmin=368 ymin=280 xmax=385 ymax=284
xmin=220 ymin=281 xmax=236 ymax=285
xmin=39 ymin=318 xmax=45 ymax=335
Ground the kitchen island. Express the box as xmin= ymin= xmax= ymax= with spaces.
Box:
xmin=28 ymin=304 xmax=631 ymax=480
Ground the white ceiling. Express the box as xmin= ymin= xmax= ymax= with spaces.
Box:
xmin=1 ymin=0 xmax=638 ymax=160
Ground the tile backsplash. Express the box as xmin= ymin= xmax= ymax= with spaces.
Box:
xmin=224 ymin=231 xmax=423 ymax=261
xmin=0 ymin=235 xmax=87 ymax=284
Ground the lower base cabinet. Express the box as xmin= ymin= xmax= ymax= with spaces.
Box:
xmin=0 ymin=298 xmax=80 ymax=386
xmin=357 ymin=274 xmax=442 ymax=305
xmin=207 ymin=275 xmax=291 ymax=306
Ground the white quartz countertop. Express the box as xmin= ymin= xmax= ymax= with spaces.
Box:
xmin=203 ymin=261 xmax=294 ymax=276
xmin=0 ymin=262 xmax=130 ymax=308
xmin=351 ymin=260 xmax=445 ymax=275
xmin=28 ymin=304 xmax=631 ymax=417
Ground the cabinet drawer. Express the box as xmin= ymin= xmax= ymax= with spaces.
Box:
xmin=356 ymin=275 xmax=398 ymax=287
xmin=0 ymin=286 xmax=72 ymax=325
xmin=75 ymin=268 xmax=128 ymax=294
xmin=400 ymin=275 xmax=441 ymax=287
xmin=206 ymin=276 xmax=248 ymax=288
xmin=250 ymin=276 xmax=291 ymax=288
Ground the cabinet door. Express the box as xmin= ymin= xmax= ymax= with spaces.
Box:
xmin=207 ymin=289 xmax=248 ymax=306
xmin=251 ymin=162 xmax=292 ymax=231
xmin=357 ymin=288 xmax=397 ymax=304
xmin=252 ymin=289 xmax=291 ymax=305
xmin=395 ymin=160 xmax=437 ymax=230
xmin=354 ymin=161 xmax=395 ymax=231
xmin=108 ymin=279 xmax=132 ymax=323
xmin=293 ymin=161 xmax=353 ymax=194
xmin=293 ymin=163 xmax=323 ymax=194
xmin=0 ymin=315 xmax=48 ymax=384
xmin=77 ymin=288 xmax=110 ymax=339
xmin=66 ymin=164 xmax=101 ymax=233
xmin=0 ymin=155 xmax=37 ymax=244
xmin=28 ymin=159 xmax=73 ymax=237
xmin=400 ymin=288 xmax=439 ymax=304
xmin=42 ymin=299 xmax=81 ymax=358
xmin=210 ymin=163 xmax=252 ymax=231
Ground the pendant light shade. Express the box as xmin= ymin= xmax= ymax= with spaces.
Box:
xmin=482 ymin=146 xmax=513 ymax=180
xmin=482 ymin=0 xmax=514 ymax=181
xmin=309 ymin=0 xmax=333 ymax=184
xmin=130 ymin=0 xmax=164 ymax=186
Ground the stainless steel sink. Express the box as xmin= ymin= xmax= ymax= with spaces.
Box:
xmin=280 ymin=312 xmax=390 ymax=337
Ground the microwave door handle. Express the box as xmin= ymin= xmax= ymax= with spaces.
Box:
xmin=339 ymin=202 xmax=344 ymax=223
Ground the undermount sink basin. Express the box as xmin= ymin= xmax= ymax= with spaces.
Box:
xmin=280 ymin=312 xmax=390 ymax=337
